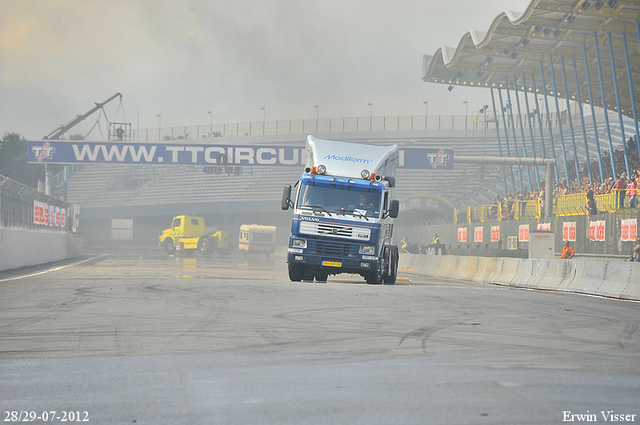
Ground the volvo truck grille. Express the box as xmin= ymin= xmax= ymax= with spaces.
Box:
xmin=299 ymin=221 xmax=371 ymax=241
xmin=308 ymin=240 xmax=358 ymax=257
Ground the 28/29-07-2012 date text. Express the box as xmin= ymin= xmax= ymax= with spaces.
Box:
xmin=4 ymin=411 xmax=89 ymax=422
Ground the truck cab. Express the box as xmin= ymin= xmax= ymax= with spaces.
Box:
xmin=159 ymin=215 xmax=231 ymax=255
xmin=282 ymin=136 xmax=399 ymax=284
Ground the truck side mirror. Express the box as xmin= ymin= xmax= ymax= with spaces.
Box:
xmin=389 ymin=200 xmax=399 ymax=218
xmin=385 ymin=176 xmax=396 ymax=188
xmin=281 ymin=185 xmax=292 ymax=210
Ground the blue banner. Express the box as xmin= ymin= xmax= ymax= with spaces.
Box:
xmin=28 ymin=140 xmax=454 ymax=170
xmin=401 ymin=148 xmax=454 ymax=170
xmin=28 ymin=140 xmax=305 ymax=166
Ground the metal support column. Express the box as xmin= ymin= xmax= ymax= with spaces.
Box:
xmin=594 ymin=31 xmax=617 ymax=179
xmin=635 ymin=21 xmax=640 ymax=156
xmin=549 ymin=54 xmax=571 ymax=183
xmin=520 ymin=74 xmax=542 ymax=188
xmin=608 ymin=32 xmax=631 ymax=178
xmin=571 ymin=55 xmax=593 ymax=184
xmin=505 ymin=76 xmax=526 ymax=190
xmin=560 ymin=56 xmax=581 ymax=182
xmin=530 ymin=75 xmax=548 ymax=159
xmin=512 ymin=74 xmax=535 ymax=189
xmin=539 ymin=63 xmax=561 ymax=183
xmin=490 ymin=88 xmax=509 ymax=196
xmin=582 ymin=43 xmax=605 ymax=184
xmin=497 ymin=88 xmax=518 ymax=192
xmin=624 ymin=30 xmax=640 ymax=160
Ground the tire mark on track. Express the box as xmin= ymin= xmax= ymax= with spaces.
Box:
xmin=0 ymin=296 xmax=92 ymax=332
xmin=618 ymin=321 xmax=640 ymax=349
xmin=176 ymin=295 xmax=230 ymax=339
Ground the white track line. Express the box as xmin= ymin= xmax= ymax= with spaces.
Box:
xmin=0 ymin=255 xmax=106 ymax=283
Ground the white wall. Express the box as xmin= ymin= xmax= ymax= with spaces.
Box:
xmin=399 ymin=253 xmax=640 ymax=301
xmin=0 ymin=229 xmax=84 ymax=272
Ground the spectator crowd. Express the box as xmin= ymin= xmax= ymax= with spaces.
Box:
xmin=489 ymin=136 xmax=640 ymax=220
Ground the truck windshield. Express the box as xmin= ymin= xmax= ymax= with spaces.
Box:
xmin=297 ymin=183 xmax=382 ymax=217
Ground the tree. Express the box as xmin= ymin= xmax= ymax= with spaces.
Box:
xmin=0 ymin=132 xmax=45 ymax=187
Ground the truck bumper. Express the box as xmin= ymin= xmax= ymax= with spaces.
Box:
xmin=286 ymin=251 xmax=378 ymax=274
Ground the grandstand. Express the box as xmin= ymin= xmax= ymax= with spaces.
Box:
xmin=58 ymin=116 xmax=639 ymax=251
xmin=62 ymin=109 xmax=633 ymax=211
xmin=51 ymin=0 xmax=640 ymax=255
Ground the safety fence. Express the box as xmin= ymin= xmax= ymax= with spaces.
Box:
xmin=131 ymin=111 xmax=567 ymax=142
xmin=464 ymin=189 xmax=638 ymax=223
xmin=0 ymin=175 xmax=77 ymax=233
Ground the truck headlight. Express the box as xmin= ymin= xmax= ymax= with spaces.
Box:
xmin=292 ymin=239 xmax=307 ymax=248
xmin=359 ymin=245 xmax=375 ymax=255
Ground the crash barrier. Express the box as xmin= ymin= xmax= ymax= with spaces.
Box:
xmin=0 ymin=228 xmax=84 ymax=272
xmin=398 ymin=253 xmax=640 ymax=301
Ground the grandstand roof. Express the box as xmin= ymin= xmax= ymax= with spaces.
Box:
xmin=423 ymin=0 xmax=640 ymax=119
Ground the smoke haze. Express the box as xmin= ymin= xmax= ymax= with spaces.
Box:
xmin=0 ymin=0 xmax=531 ymax=139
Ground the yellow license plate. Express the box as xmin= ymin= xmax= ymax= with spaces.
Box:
xmin=322 ymin=261 xmax=342 ymax=267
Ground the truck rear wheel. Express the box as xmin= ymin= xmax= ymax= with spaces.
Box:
xmin=198 ymin=237 xmax=216 ymax=255
xmin=288 ymin=263 xmax=305 ymax=282
xmin=163 ymin=239 xmax=176 ymax=255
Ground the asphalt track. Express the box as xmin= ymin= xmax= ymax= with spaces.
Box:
xmin=0 ymin=249 xmax=638 ymax=424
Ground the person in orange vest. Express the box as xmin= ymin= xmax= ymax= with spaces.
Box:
xmin=561 ymin=240 xmax=575 ymax=259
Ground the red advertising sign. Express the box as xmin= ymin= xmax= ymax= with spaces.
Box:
xmin=562 ymin=221 xmax=577 ymax=241
xmin=537 ymin=222 xmax=551 ymax=231
xmin=33 ymin=201 xmax=66 ymax=228
xmin=474 ymin=227 xmax=483 ymax=243
xmin=457 ymin=227 xmax=467 ymax=243
xmin=519 ymin=224 xmax=529 ymax=242
xmin=490 ymin=226 xmax=500 ymax=242
xmin=589 ymin=220 xmax=606 ymax=242
xmin=621 ymin=219 xmax=638 ymax=241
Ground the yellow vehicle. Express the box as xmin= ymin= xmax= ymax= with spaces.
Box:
xmin=238 ymin=224 xmax=276 ymax=258
xmin=159 ymin=215 xmax=231 ymax=255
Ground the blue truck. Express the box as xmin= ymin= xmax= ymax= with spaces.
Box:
xmin=281 ymin=136 xmax=400 ymax=284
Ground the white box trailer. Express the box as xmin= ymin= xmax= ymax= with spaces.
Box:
xmin=239 ymin=224 xmax=276 ymax=258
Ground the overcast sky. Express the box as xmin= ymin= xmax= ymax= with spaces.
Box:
xmin=0 ymin=0 xmax=533 ymax=140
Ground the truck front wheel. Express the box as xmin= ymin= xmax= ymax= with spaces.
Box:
xmin=163 ymin=239 xmax=176 ymax=255
xmin=383 ymin=247 xmax=398 ymax=285
xmin=288 ymin=263 xmax=305 ymax=282
xmin=365 ymin=267 xmax=383 ymax=284
xmin=314 ymin=270 xmax=328 ymax=283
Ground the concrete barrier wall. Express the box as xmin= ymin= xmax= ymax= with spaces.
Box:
xmin=0 ymin=229 xmax=84 ymax=272
xmin=399 ymin=253 xmax=639 ymax=302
